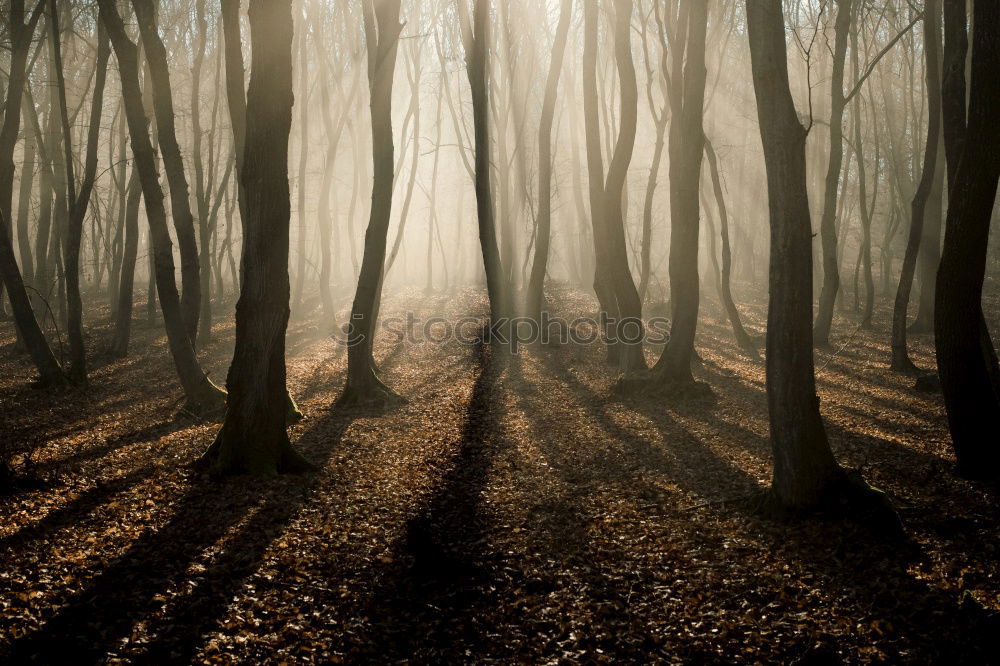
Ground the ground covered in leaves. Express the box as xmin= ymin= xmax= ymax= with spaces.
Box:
xmin=1 ymin=286 xmax=998 ymax=664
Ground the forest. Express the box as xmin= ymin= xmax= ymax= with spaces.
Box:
xmin=1 ymin=0 xmax=998 ymax=662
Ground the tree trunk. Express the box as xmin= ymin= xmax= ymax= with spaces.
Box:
xmin=934 ymin=0 xmax=1000 ymax=479
xmin=201 ymin=0 xmax=311 ymax=475
xmin=98 ymin=0 xmax=226 ymax=416
xmin=110 ymin=167 xmax=141 ymax=357
xmin=654 ymin=1 xmax=709 ymax=383
xmin=747 ymin=0 xmax=873 ymax=514
xmin=893 ymin=0 xmax=941 ymax=372
xmin=581 ymin=0 xmax=620 ymax=365
xmin=705 ymin=137 xmax=757 ymax=356
xmin=814 ymin=0 xmax=853 ymax=348
xmin=460 ymin=0 xmax=510 ymax=331
xmin=131 ymin=0 xmax=201 ymax=343
xmin=336 ymin=0 xmax=405 ymax=408
xmin=602 ymin=0 xmax=647 ymax=374
xmin=525 ymin=0 xmax=572 ymax=324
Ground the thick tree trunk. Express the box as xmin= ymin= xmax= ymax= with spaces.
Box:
xmin=201 ymin=0 xmax=311 ymax=475
xmin=934 ymin=0 xmax=1000 ymax=480
xmin=892 ymin=0 xmax=940 ymax=372
xmin=131 ymin=0 xmax=202 ymax=343
xmin=337 ymin=0 xmax=404 ymax=408
xmin=814 ymin=0 xmax=853 ymax=348
xmin=525 ymin=0 xmax=572 ymax=324
xmin=747 ymin=0 xmax=881 ymax=516
xmin=98 ymin=0 xmax=226 ymax=416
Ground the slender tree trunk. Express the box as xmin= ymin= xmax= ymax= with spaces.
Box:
xmin=98 ymin=0 xmax=226 ymax=416
xmin=131 ymin=0 xmax=201 ymax=343
xmin=582 ymin=0 xmax=620 ymax=364
xmin=293 ymin=12 xmax=310 ymax=311
xmin=602 ymin=0 xmax=647 ymax=373
xmin=705 ymin=137 xmax=757 ymax=355
xmin=52 ymin=5 xmax=111 ymax=384
xmin=814 ymin=0 xmax=853 ymax=348
xmin=221 ymin=0 xmax=249 ymax=288
xmin=526 ymin=0 xmax=572 ymax=324
xmin=110 ymin=167 xmax=141 ymax=357
xmin=460 ymin=0 xmax=510 ymax=331
xmin=337 ymin=0 xmax=404 ymax=408
xmin=653 ymin=1 xmax=709 ymax=383
xmin=192 ymin=0 xmax=213 ymax=348
xmin=892 ymin=0 xmax=940 ymax=372
xmin=934 ymin=0 xmax=1000 ymax=479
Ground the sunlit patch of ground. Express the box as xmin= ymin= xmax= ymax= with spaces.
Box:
xmin=0 ymin=285 xmax=997 ymax=663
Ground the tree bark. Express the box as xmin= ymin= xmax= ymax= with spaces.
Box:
xmin=814 ymin=0 xmax=853 ymax=348
xmin=131 ymin=0 xmax=202 ymax=343
xmin=934 ymin=0 xmax=1000 ymax=479
xmin=747 ymin=0 xmax=850 ymax=511
xmin=98 ymin=0 xmax=226 ymax=416
xmin=336 ymin=0 xmax=405 ymax=408
xmin=892 ymin=0 xmax=940 ymax=372
xmin=201 ymin=0 xmax=311 ymax=475
xmin=525 ymin=0 xmax=572 ymax=324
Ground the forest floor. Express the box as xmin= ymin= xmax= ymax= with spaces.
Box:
xmin=0 ymin=285 xmax=998 ymax=664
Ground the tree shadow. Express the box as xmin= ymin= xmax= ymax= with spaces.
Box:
xmin=2 ymin=409 xmax=358 ymax=663
xmin=351 ymin=340 xmax=509 ymax=661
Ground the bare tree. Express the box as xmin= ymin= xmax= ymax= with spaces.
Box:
xmin=201 ymin=0 xmax=311 ymax=475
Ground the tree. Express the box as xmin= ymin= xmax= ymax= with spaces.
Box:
xmin=336 ymin=0 xmax=405 ymax=408
xmin=892 ymin=0 xmax=940 ymax=373
xmin=200 ymin=0 xmax=312 ymax=475
xmin=813 ymin=0 xmax=853 ymax=348
xmin=601 ymin=0 xmax=646 ymax=373
xmin=459 ymin=0 xmax=510 ymax=336
xmin=50 ymin=2 xmax=112 ymax=385
xmin=934 ymin=0 xmax=1000 ymax=480
xmin=746 ymin=0 xmax=895 ymax=522
xmin=97 ymin=0 xmax=226 ymax=417
xmin=131 ymin=0 xmax=203 ymax=344
xmin=653 ymin=0 xmax=709 ymax=383
xmin=525 ymin=0 xmax=572 ymax=325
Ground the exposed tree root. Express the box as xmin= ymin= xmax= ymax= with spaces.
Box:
xmin=751 ymin=470 xmax=905 ymax=540
xmin=180 ymin=381 xmax=228 ymax=421
xmin=196 ymin=429 xmax=315 ymax=477
xmin=334 ymin=370 xmax=407 ymax=411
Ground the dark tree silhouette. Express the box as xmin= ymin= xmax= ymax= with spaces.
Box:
xmin=934 ymin=0 xmax=1000 ymax=480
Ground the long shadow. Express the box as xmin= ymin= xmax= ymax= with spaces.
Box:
xmin=0 ymin=465 xmax=153 ymax=552
xmin=353 ymin=340 xmax=508 ymax=661
xmin=537 ymin=349 xmax=760 ymax=504
xmin=2 ymin=409 xmax=358 ymax=663
xmin=750 ymin=520 xmax=1000 ymax=663
xmin=33 ymin=419 xmax=180 ymax=474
